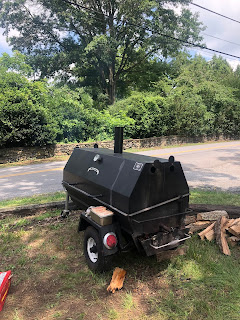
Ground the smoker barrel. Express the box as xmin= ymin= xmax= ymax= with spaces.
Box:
xmin=62 ymin=127 xmax=190 ymax=255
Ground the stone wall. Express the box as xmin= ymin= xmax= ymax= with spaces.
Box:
xmin=0 ymin=135 xmax=237 ymax=164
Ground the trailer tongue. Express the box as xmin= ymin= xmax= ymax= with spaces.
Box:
xmin=62 ymin=127 xmax=190 ymax=271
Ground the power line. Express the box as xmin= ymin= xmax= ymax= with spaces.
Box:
xmin=191 ymin=47 xmax=240 ymax=63
xmin=59 ymin=0 xmax=240 ymax=60
xmin=191 ymin=2 xmax=240 ymax=24
xmin=203 ymin=33 xmax=240 ymax=47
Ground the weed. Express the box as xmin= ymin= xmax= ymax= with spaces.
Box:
xmin=13 ymin=310 xmax=22 ymax=320
xmin=122 ymin=292 xmax=134 ymax=310
xmin=108 ymin=308 xmax=119 ymax=320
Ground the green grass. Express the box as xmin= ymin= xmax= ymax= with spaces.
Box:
xmin=122 ymin=292 xmax=134 ymax=310
xmin=190 ymin=188 xmax=240 ymax=206
xmin=0 ymin=210 xmax=239 ymax=320
xmin=0 ymin=191 xmax=65 ymax=209
xmin=1 ymin=188 xmax=240 ymax=210
xmin=150 ymin=236 xmax=240 ymax=320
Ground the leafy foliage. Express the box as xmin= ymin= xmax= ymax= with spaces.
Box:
xmin=0 ymin=0 xmax=203 ymax=103
xmin=111 ymin=54 xmax=240 ymax=138
xmin=110 ymin=92 xmax=169 ymax=138
xmin=1 ymin=51 xmax=240 ymax=148
xmin=0 ymin=54 xmax=58 ymax=147
xmin=0 ymin=52 xmax=134 ymax=148
xmin=49 ymin=86 xmax=134 ymax=143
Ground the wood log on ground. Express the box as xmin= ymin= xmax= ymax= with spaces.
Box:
xmin=107 ymin=268 xmax=126 ymax=293
xmin=228 ymin=223 xmax=240 ymax=238
xmin=197 ymin=210 xmax=228 ymax=221
xmin=227 ymin=236 xmax=240 ymax=247
xmin=227 ymin=217 xmax=240 ymax=228
xmin=224 ymin=219 xmax=235 ymax=229
xmin=204 ymin=229 xmax=215 ymax=241
xmin=198 ymin=222 xmax=215 ymax=240
xmin=184 ymin=215 xmax=197 ymax=225
xmin=214 ymin=216 xmax=231 ymax=256
xmin=190 ymin=204 xmax=240 ymax=219
xmin=186 ymin=221 xmax=212 ymax=234
xmin=156 ymin=245 xmax=188 ymax=262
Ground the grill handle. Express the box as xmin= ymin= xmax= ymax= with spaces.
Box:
xmin=88 ymin=194 xmax=102 ymax=198
xmin=150 ymin=234 xmax=191 ymax=250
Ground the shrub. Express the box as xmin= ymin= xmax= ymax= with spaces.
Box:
xmin=0 ymin=72 xmax=57 ymax=148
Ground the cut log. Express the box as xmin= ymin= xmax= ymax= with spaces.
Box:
xmin=214 ymin=216 xmax=231 ymax=255
xmin=224 ymin=219 xmax=235 ymax=229
xmin=184 ymin=215 xmax=196 ymax=225
xmin=198 ymin=222 xmax=215 ymax=240
xmin=227 ymin=236 xmax=240 ymax=247
xmin=186 ymin=221 xmax=212 ymax=234
xmin=228 ymin=223 xmax=240 ymax=238
xmin=157 ymin=245 xmax=188 ymax=262
xmin=204 ymin=229 xmax=215 ymax=241
xmin=197 ymin=210 xmax=228 ymax=221
xmin=107 ymin=268 xmax=126 ymax=293
xmin=227 ymin=218 xmax=240 ymax=229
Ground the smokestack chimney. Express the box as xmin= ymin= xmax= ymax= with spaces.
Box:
xmin=114 ymin=127 xmax=123 ymax=154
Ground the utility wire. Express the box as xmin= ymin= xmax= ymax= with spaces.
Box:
xmin=203 ymin=33 xmax=240 ymax=47
xmin=191 ymin=2 xmax=240 ymax=24
xmin=191 ymin=47 xmax=239 ymax=63
xmin=62 ymin=0 xmax=240 ymax=60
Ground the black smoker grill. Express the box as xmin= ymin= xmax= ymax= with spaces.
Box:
xmin=62 ymin=127 xmax=190 ymax=271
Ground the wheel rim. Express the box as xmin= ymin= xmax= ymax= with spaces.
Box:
xmin=87 ymin=237 xmax=98 ymax=263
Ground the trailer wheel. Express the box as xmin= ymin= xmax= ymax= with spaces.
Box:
xmin=84 ymin=226 xmax=112 ymax=272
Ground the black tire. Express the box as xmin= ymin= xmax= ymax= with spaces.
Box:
xmin=83 ymin=226 xmax=112 ymax=272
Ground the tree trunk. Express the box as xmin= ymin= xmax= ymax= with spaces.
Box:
xmin=108 ymin=65 xmax=116 ymax=105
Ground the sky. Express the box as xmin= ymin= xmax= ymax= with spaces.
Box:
xmin=0 ymin=0 xmax=240 ymax=68
xmin=188 ymin=0 xmax=240 ymax=69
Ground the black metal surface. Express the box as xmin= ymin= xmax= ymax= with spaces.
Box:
xmin=62 ymin=128 xmax=190 ymax=255
xmin=114 ymin=127 xmax=123 ymax=154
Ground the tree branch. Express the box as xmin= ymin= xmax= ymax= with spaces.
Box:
xmin=22 ymin=5 xmax=68 ymax=51
xmin=121 ymin=48 xmax=158 ymax=74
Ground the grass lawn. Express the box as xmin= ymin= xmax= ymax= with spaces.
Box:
xmin=0 ymin=192 xmax=66 ymax=209
xmin=1 ymin=188 xmax=240 ymax=210
xmin=0 ymin=210 xmax=239 ymax=320
xmin=190 ymin=188 xmax=240 ymax=206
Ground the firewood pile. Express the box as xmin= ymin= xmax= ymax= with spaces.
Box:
xmin=185 ymin=210 xmax=240 ymax=255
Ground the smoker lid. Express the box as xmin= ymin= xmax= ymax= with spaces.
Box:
xmin=79 ymin=147 xmax=169 ymax=163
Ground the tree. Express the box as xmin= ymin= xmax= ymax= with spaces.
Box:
xmin=0 ymin=52 xmax=58 ymax=147
xmin=0 ymin=0 xmax=203 ymax=104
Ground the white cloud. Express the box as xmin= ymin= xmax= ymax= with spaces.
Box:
xmin=189 ymin=0 xmax=240 ymax=69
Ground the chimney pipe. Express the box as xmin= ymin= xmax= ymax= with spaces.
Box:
xmin=114 ymin=127 xmax=123 ymax=154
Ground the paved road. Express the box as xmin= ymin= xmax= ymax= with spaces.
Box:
xmin=0 ymin=141 xmax=240 ymax=200
xmin=138 ymin=140 xmax=240 ymax=193
xmin=0 ymin=161 xmax=66 ymax=200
